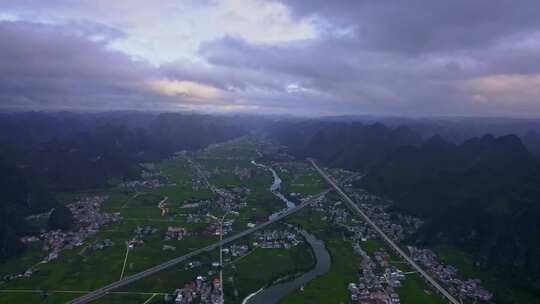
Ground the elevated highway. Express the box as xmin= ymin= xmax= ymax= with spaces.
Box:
xmin=68 ymin=190 xmax=329 ymax=304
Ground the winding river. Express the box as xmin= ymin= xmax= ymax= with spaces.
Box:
xmin=246 ymin=161 xmax=331 ymax=304
xmin=251 ymin=160 xmax=296 ymax=216
xmin=244 ymin=230 xmax=331 ymax=304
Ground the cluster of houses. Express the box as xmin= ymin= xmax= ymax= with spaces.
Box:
xmin=340 ymin=190 xmax=423 ymax=243
xmin=216 ymin=243 xmax=251 ymax=264
xmin=354 ymin=203 xmax=407 ymax=242
xmin=213 ymin=186 xmax=249 ymax=212
xmin=338 ymin=184 xmax=493 ymax=303
xmin=38 ymin=231 xmax=81 ymax=262
xmin=186 ymin=156 xmax=252 ymax=215
xmin=180 ymin=157 xmax=260 ymax=243
xmin=327 ymin=201 xmax=351 ymax=224
xmin=37 ymin=196 xmax=120 ymax=262
xmin=128 ymin=225 xmax=191 ymax=251
xmin=341 ymin=223 xmax=378 ymax=242
xmin=225 ymin=244 xmax=249 ymax=257
xmin=68 ymin=196 xmax=120 ymax=227
xmin=254 ymin=230 xmax=301 ymax=249
xmin=169 ymin=275 xmax=223 ymax=304
xmin=312 ymin=195 xmax=348 ymax=222
xmin=205 ymin=217 xmax=234 ymax=236
xmin=190 ymin=186 xmax=251 ymax=215
xmin=185 ymin=157 xmax=212 ymax=191
xmin=88 ymin=238 xmax=115 ymax=251
xmin=120 ymin=179 xmax=166 ymax=189
xmin=7 ymin=196 xmax=120 ymax=281
xmin=192 ymin=178 xmax=209 ymax=191
xmin=135 ymin=225 xmax=159 ymax=236
xmin=408 ymin=246 xmax=492 ymax=301
xmin=348 ymin=244 xmax=404 ymax=304
xmin=346 ymin=189 xmax=385 ymax=205
xmin=328 ymin=167 xmax=359 ymax=185
xmin=306 ymin=172 xmax=422 ymax=245
xmin=182 ymin=199 xmax=215 ymax=219
xmin=165 ymin=226 xmax=189 ymax=241
xmin=128 ymin=225 xmax=158 ymax=249
xmin=373 ymin=249 xmax=393 ymax=268
xmin=121 ymin=163 xmax=175 ymax=189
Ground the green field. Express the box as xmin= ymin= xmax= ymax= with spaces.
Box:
xmin=280 ymin=208 xmax=357 ymax=304
xmin=126 ymin=193 xmax=164 ymax=207
xmin=281 ymin=200 xmax=447 ymax=304
xmin=280 ymin=166 xmax=326 ymax=196
xmin=0 ymin=136 xmax=476 ymax=304
xmin=0 ymin=136 xmax=319 ymax=303
xmin=223 ymin=236 xmax=315 ymax=303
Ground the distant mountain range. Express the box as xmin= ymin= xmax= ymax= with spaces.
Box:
xmin=3 ymin=112 xmax=540 ymax=295
xmin=0 ymin=154 xmax=61 ymax=259
xmin=270 ymin=121 xmax=422 ymax=170
xmin=1 ymin=112 xmax=247 ymax=191
xmin=361 ymin=134 xmax=540 ymax=275
xmin=0 ymin=112 xmax=250 ymax=261
xmin=270 ymin=120 xmax=540 ymax=295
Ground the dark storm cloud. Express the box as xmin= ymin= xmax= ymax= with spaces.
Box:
xmin=184 ymin=0 xmax=540 ymax=116
xmin=283 ymin=0 xmax=540 ymax=54
xmin=0 ymin=21 xmax=168 ymax=110
xmin=2 ymin=1 xmax=540 ymax=116
xmin=195 ymin=35 xmax=470 ymax=114
xmin=199 ymin=36 xmax=359 ymax=82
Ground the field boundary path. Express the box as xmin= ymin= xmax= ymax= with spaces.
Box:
xmin=67 ymin=189 xmax=329 ymax=304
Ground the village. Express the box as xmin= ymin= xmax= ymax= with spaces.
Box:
xmin=254 ymin=229 xmax=302 ymax=249
xmin=342 ymin=187 xmax=493 ymax=303
xmin=167 ymin=228 xmax=303 ymax=304
xmin=6 ymin=196 xmax=120 ymax=282
xmin=408 ymin=246 xmax=493 ymax=301
xmin=0 ymin=138 xmax=495 ymax=304
xmin=302 ymin=173 xmax=495 ymax=304
xmin=169 ymin=275 xmax=223 ymax=304
xmin=348 ymin=243 xmax=404 ymax=304
xmin=120 ymin=162 xmax=176 ymax=189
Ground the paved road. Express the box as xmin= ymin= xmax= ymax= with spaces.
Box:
xmin=309 ymin=159 xmax=461 ymax=304
xmin=186 ymin=156 xmax=218 ymax=194
xmin=68 ymin=190 xmax=329 ymax=304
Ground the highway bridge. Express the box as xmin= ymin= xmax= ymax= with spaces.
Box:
xmin=68 ymin=190 xmax=329 ymax=304
xmin=309 ymin=159 xmax=461 ymax=304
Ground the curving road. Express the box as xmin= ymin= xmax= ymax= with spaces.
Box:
xmin=309 ymin=158 xmax=460 ymax=304
xmin=68 ymin=190 xmax=329 ymax=304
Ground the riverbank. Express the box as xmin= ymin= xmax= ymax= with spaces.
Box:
xmin=244 ymin=230 xmax=331 ymax=304
xmin=251 ymin=160 xmax=296 ymax=219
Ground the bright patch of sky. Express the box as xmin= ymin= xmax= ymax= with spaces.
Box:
xmin=3 ymin=0 xmax=319 ymax=66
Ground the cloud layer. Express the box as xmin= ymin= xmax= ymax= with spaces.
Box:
xmin=2 ymin=0 xmax=540 ymax=116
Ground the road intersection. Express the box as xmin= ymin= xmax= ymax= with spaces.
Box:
xmin=70 ymin=159 xmax=459 ymax=304
xmin=68 ymin=189 xmax=329 ymax=304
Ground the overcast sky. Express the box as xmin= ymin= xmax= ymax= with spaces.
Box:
xmin=2 ymin=0 xmax=540 ymax=116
